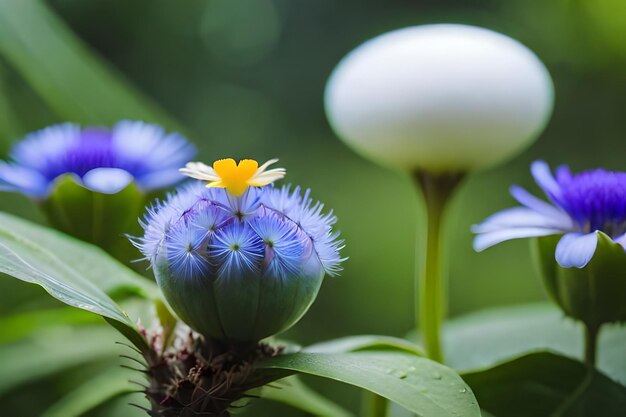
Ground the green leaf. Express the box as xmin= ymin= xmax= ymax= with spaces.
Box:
xmin=0 ymin=0 xmax=178 ymax=127
xmin=0 ymin=326 xmax=122 ymax=396
xmin=0 ymin=211 xmax=159 ymax=298
xmin=261 ymin=376 xmax=355 ymax=417
xmin=258 ymin=351 xmax=481 ymax=417
xmin=305 ymin=335 xmax=425 ymax=356
xmin=463 ymin=352 xmax=626 ymax=417
xmin=534 ymin=232 xmax=626 ymax=326
xmin=0 ymin=211 xmax=154 ymax=351
xmin=0 ymin=307 xmax=100 ymax=345
xmin=91 ymin=392 xmax=149 ymax=417
xmin=41 ymin=366 xmax=137 ymax=417
xmin=0 ymin=63 xmax=22 ymax=149
xmin=442 ymin=303 xmax=626 ymax=385
xmin=40 ymin=175 xmax=147 ymax=264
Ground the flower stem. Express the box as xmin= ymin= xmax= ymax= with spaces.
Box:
xmin=414 ymin=172 xmax=463 ymax=363
xmin=584 ymin=324 xmax=600 ymax=367
xmin=362 ymin=392 xmax=388 ymax=417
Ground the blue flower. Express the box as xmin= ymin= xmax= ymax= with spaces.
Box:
xmin=134 ymin=181 xmax=345 ymax=342
xmin=0 ymin=121 xmax=195 ymax=198
xmin=473 ymin=160 xmax=626 ymax=268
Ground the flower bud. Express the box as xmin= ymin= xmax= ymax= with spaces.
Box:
xmin=136 ymin=182 xmax=344 ymax=343
xmin=534 ymin=232 xmax=626 ymax=327
xmin=325 ymin=24 xmax=554 ymax=173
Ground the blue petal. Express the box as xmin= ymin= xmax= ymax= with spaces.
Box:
xmin=112 ymin=120 xmax=196 ymax=173
xmin=531 ymin=160 xmax=562 ymax=201
xmin=555 ymin=232 xmax=598 ymax=268
xmin=0 ymin=162 xmax=49 ymax=198
xmin=249 ymin=211 xmax=309 ymax=278
xmin=136 ymin=169 xmax=187 ymax=191
xmin=82 ymin=167 xmax=133 ymax=194
xmin=473 ymin=227 xmax=563 ymax=252
xmin=509 ymin=185 xmax=569 ymax=221
xmin=472 ymin=207 xmax=571 ymax=234
xmin=613 ymin=233 xmax=626 ymax=250
xmin=210 ymin=222 xmax=264 ymax=280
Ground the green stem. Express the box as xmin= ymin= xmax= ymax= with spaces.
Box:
xmin=361 ymin=392 xmax=388 ymax=417
xmin=414 ymin=172 xmax=463 ymax=363
xmin=584 ymin=324 xmax=600 ymax=367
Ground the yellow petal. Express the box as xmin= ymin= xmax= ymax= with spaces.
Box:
xmin=226 ymin=182 xmax=249 ymax=196
xmin=236 ymin=159 xmax=260 ymax=179
xmin=213 ymin=158 xmax=238 ymax=178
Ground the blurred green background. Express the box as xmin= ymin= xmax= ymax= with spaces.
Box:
xmin=0 ymin=0 xmax=625 ymax=415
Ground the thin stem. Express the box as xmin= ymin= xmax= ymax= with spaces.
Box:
xmin=414 ymin=171 xmax=463 ymax=363
xmin=584 ymin=324 xmax=600 ymax=367
xmin=361 ymin=392 xmax=388 ymax=417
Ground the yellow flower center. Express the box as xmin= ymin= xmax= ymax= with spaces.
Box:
xmin=213 ymin=158 xmax=259 ymax=196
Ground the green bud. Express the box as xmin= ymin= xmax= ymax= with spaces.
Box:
xmin=154 ymin=239 xmax=325 ymax=343
xmin=533 ymin=231 xmax=626 ymax=327
xmin=40 ymin=174 xmax=146 ymax=262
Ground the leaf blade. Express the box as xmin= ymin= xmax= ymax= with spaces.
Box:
xmin=261 ymin=376 xmax=355 ymax=417
xmin=462 ymin=352 xmax=626 ymax=417
xmin=259 ymin=351 xmax=481 ymax=417
xmin=0 ymin=0 xmax=178 ymax=127
xmin=305 ymin=335 xmax=424 ymax=356
xmin=0 ymin=211 xmax=154 ymax=351
xmin=40 ymin=366 xmax=137 ymax=417
xmin=442 ymin=303 xmax=626 ymax=385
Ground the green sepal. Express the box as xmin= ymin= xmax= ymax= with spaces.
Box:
xmin=154 ymin=239 xmax=325 ymax=343
xmin=40 ymin=174 xmax=147 ymax=262
xmin=533 ymin=231 xmax=626 ymax=327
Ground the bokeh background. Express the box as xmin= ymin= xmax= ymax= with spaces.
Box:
xmin=0 ymin=0 xmax=625 ymax=415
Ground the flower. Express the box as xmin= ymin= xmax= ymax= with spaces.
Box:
xmin=0 ymin=120 xmax=195 ymax=198
xmin=474 ymin=161 xmax=626 ymax=327
xmin=325 ymin=24 xmax=554 ymax=173
xmin=180 ymin=158 xmax=286 ymax=196
xmin=473 ymin=161 xmax=626 ymax=268
xmin=134 ymin=179 xmax=345 ymax=342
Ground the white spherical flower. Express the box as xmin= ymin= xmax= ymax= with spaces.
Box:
xmin=325 ymin=24 xmax=554 ymax=173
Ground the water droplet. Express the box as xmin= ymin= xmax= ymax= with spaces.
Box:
xmin=389 ymin=369 xmax=408 ymax=379
xmin=408 ymin=366 xmax=417 ymax=372
xmin=432 ymin=371 xmax=442 ymax=380
xmin=459 ymin=387 xmax=467 ymax=393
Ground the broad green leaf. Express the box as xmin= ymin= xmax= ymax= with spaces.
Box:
xmin=0 ymin=226 xmax=130 ymax=325
xmin=463 ymin=352 xmax=626 ymax=417
xmin=41 ymin=367 xmax=137 ymax=417
xmin=0 ymin=211 xmax=153 ymax=351
xmin=261 ymin=376 xmax=354 ymax=417
xmin=0 ymin=326 xmax=122 ymax=396
xmin=259 ymin=351 xmax=481 ymax=417
xmin=0 ymin=306 xmax=99 ymax=345
xmin=442 ymin=303 xmax=626 ymax=385
xmin=0 ymin=0 xmax=178 ymax=127
xmin=305 ymin=335 xmax=424 ymax=356
xmin=0 ymin=211 xmax=159 ymax=298
xmin=40 ymin=175 xmax=147 ymax=264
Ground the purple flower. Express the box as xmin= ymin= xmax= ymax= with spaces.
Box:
xmin=0 ymin=121 xmax=195 ymax=198
xmin=473 ymin=161 xmax=626 ymax=268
